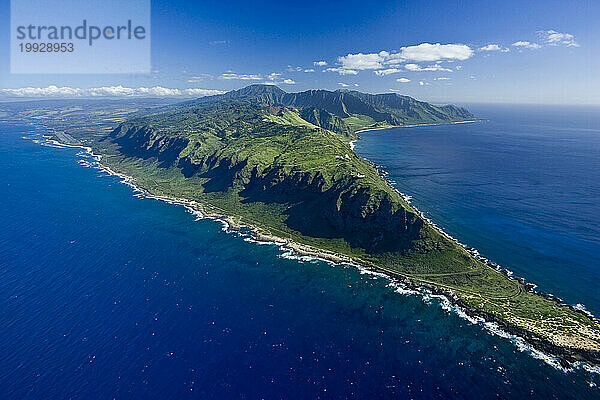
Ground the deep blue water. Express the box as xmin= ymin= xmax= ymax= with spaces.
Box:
xmin=355 ymin=104 xmax=600 ymax=317
xmin=0 ymin=109 xmax=599 ymax=399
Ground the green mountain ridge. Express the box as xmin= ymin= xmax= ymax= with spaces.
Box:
xmin=106 ymin=98 xmax=425 ymax=253
xmin=183 ymin=84 xmax=475 ymax=136
xmin=105 ymin=85 xmax=476 ymax=254
xmin=3 ymin=86 xmax=598 ymax=365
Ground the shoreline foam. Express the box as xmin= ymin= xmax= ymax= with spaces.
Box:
xmin=30 ymin=127 xmax=600 ymax=373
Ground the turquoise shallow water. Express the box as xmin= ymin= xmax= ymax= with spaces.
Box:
xmin=0 ymin=112 xmax=599 ymax=398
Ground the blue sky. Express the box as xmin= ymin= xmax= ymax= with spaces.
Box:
xmin=1 ymin=0 xmax=599 ymax=104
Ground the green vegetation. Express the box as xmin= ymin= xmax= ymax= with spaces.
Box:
xmin=343 ymin=114 xmax=377 ymax=131
xmin=3 ymin=85 xmax=599 ymax=364
xmin=186 ymin=84 xmax=475 ymax=139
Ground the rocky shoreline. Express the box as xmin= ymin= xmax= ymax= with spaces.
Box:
xmin=47 ymin=132 xmax=600 ymax=371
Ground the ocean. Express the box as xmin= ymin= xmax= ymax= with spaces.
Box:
xmin=355 ymin=104 xmax=600 ymax=316
xmin=0 ymin=104 xmax=599 ymax=398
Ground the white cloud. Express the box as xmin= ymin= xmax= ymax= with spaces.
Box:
xmin=455 ymin=65 xmax=462 ymax=70
xmin=374 ymin=68 xmax=403 ymax=76
xmin=325 ymin=67 xmax=359 ymax=75
xmin=404 ymin=63 xmax=452 ymax=72
xmin=338 ymin=52 xmax=386 ymax=70
xmin=286 ymin=66 xmax=303 ymax=72
xmin=512 ymin=31 xmax=578 ymax=50
xmin=326 ymin=43 xmax=472 ymax=77
xmin=263 ymin=73 xmax=296 ymax=84
xmin=313 ymin=61 xmax=328 ymax=66
xmin=219 ymin=73 xmax=262 ymax=80
xmin=338 ymin=82 xmax=350 ymax=87
xmin=434 ymin=77 xmax=451 ymax=80
xmin=539 ymin=30 xmax=579 ymax=47
xmin=209 ymin=40 xmax=228 ymax=45
xmin=479 ymin=44 xmax=509 ymax=52
xmin=337 ymin=43 xmax=473 ymax=72
xmin=389 ymin=43 xmax=473 ymax=63
xmin=303 ymin=68 xmax=315 ymax=73
xmin=479 ymin=44 xmax=500 ymax=51
xmin=418 ymin=81 xmax=429 ymax=86
xmin=396 ymin=78 xmax=410 ymax=83
xmin=0 ymin=85 xmax=226 ymax=98
xmin=183 ymin=88 xmax=225 ymax=96
xmin=187 ymin=74 xmax=213 ymax=83
xmin=5 ymin=86 xmax=82 ymax=97
xmin=512 ymin=41 xmax=541 ymax=49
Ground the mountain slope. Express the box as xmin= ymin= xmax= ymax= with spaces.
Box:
xmin=185 ymin=84 xmax=474 ymax=137
xmin=78 ymin=86 xmax=600 ymax=365
xmin=106 ymin=99 xmax=424 ymax=253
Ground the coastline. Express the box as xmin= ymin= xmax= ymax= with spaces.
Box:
xmin=354 ymin=119 xmax=478 ymax=135
xmin=40 ymin=126 xmax=600 ymax=371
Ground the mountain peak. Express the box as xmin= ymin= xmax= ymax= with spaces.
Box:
xmin=187 ymin=84 xmax=473 ymax=131
xmin=233 ymin=84 xmax=287 ymax=96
